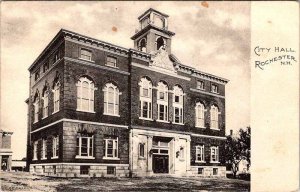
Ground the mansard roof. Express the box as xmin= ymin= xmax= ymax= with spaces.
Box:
xmin=28 ymin=29 xmax=228 ymax=84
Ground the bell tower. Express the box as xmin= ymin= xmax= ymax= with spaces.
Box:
xmin=131 ymin=8 xmax=175 ymax=54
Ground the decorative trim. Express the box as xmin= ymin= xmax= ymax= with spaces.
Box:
xmin=131 ymin=125 xmax=226 ymax=140
xmin=31 ymin=118 xmax=128 ymax=133
xmin=66 ymin=38 xmax=128 ymax=58
xmin=190 ymin=88 xmax=225 ymax=99
xmin=30 ymin=162 xmax=129 ymax=166
xmin=191 ymin=73 xmax=228 ymax=85
xmin=132 ymin=62 xmax=191 ymax=81
xmin=75 ymin=156 xmax=95 ymax=160
xmin=103 ymin=157 xmax=120 ymax=160
xmin=64 ymin=57 xmax=130 ymax=75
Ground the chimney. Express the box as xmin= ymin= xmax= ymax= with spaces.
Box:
xmin=230 ymin=130 xmax=233 ymax=136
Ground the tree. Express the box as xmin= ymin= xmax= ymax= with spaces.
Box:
xmin=225 ymin=127 xmax=251 ymax=178
xmin=225 ymin=135 xmax=243 ymax=178
xmin=239 ymin=127 xmax=251 ymax=168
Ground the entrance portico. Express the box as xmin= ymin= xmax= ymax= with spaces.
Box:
xmin=129 ymin=128 xmax=191 ymax=177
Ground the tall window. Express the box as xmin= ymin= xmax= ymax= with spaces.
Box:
xmin=76 ymin=133 xmax=94 ymax=158
xmin=195 ymin=102 xmax=205 ymax=128
xmin=139 ymin=77 xmax=152 ymax=119
xmin=42 ymin=90 xmax=49 ymax=118
xmin=106 ymin=56 xmax=117 ymax=68
xmin=34 ymin=98 xmax=39 ymax=123
xmin=34 ymin=68 xmax=40 ymax=81
xmin=80 ymin=49 xmax=92 ymax=61
xmin=52 ymin=136 xmax=59 ymax=158
xmin=103 ymin=83 xmax=119 ymax=116
xmin=210 ymin=105 xmax=219 ymax=129
xmin=77 ymin=77 xmax=95 ymax=112
xmin=196 ymin=145 xmax=205 ymax=162
xmin=156 ymin=36 xmax=165 ymax=50
xmin=173 ymin=85 xmax=183 ymax=124
xmin=33 ymin=141 xmax=38 ymax=160
xmin=53 ymin=82 xmax=60 ymax=113
xmin=210 ymin=146 xmax=219 ymax=163
xmin=42 ymin=139 xmax=47 ymax=160
xmin=157 ymin=82 xmax=168 ymax=122
xmin=104 ymin=137 xmax=118 ymax=159
xmin=139 ymin=143 xmax=145 ymax=158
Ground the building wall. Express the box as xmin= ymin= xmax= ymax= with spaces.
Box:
xmin=1 ymin=134 xmax=12 ymax=149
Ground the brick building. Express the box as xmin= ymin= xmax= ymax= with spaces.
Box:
xmin=0 ymin=129 xmax=13 ymax=171
xmin=26 ymin=8 xmax=228 ymax=177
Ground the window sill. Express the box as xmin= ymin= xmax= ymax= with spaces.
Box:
xmin=41 ymin=158 xmax=47 ymax=160
xmin=42 ymin=116 xmax=48 ymax=120
xmin=52 ymin=110 xmax=59 ymax=115
xmin=32 ymin=158 xmax=38 ymax=161
xmin=75 ymin=156 xmax=95 ymax=159
xmin=33 ymin=121 xmax=38 ymax=124
xmin=79 ymin=57 xmax=95 ymax=63
xmin=195 ymin=161 xmax=206 ymax=163
xmin=139 ymin=117 xmax=154 ymax=121
xmin=76 ymin=109 xmax=96 ymax=113
xmin=210 ymin=161 xmax=220 ymax=164
xmin=210 ymin=128 xmax=220 ymax=131
xmin=51 ymin=157 xmax=59 ymax=159
xmin=138 ymin=157 xmax=146 ymax=160
xmin=156 ymin=120 xmax=169 ymax=123
xmin=173 ymin=122 xmax=184 ymax=125
xmin=105 ymin=64 xmax=118 ymax=69
xmin=179 ymin=158 xmax=185 ymax=162
xmin=195 ymin=126 xmax=206 ymax=129
xmin=197 ymin=88 xmax=205 ymax=91
xmin=211 ymin=91 xmax=219 ymax=94
xmin=103 ymin=113 xmax=120 ymax=117
xmin=103 ymin=157 xmax=120 ymax=160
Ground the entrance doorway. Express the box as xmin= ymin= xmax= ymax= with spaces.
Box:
xmin=153 ymin=155 xmax=169 ymax=173
xmin=1 ymin=156 xmax=8 ymax=171
xmin=152 ymin=136 xmax=171 ymax=174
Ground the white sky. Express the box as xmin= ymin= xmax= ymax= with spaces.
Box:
xmin=1 ymin=1 xmax=250 ymax=159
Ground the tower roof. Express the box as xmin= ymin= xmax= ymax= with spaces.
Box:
xmin=138 ymin=8 xmax=169 ymax=20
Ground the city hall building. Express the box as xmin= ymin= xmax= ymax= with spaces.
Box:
xmin=26 ymin=8 xmax=228 ymax=177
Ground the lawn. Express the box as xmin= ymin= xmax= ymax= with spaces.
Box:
xmin=0 ymin=171 xmax=250 ymax=192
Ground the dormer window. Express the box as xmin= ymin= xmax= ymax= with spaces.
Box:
xmin=80 ymin=49 xmax=92 ymax=61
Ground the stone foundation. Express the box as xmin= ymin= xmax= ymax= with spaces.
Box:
xmin=190 ymin=166 xmax=226 ymax=177
xmin=30 ymin=163 xmax=129 ymax=177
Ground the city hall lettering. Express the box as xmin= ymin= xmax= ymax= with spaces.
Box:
xmin=26 ymin=9 xmax=228 ymax=177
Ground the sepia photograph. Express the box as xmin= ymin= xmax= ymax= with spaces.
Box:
xmin=0 ymin=1 xmax=298 ymax=192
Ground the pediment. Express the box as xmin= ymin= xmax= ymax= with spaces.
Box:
xmin=150 ymin=49 xmax=176 ymax=73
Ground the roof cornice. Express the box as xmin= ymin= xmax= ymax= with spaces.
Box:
xmin=138 ymin=8 xmax=169 ymax=20
xmin=131 ymin=24 xmax=175 ymax=40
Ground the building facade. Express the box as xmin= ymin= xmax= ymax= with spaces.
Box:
xmin=26 ymin=8 xmax=228 ymax=177
xmin=0 ymin=129 xmax=13 ymax=171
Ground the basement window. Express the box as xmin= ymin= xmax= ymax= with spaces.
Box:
xmin=80 ymin=165 xmax=90 ymax=175
xmin=213 ymin=168 xmax=218 ymax=175
xmin=198 ymin=168 xmax=204 ymax=175
xmin=107 ymin=166 xmax=116 ymax=175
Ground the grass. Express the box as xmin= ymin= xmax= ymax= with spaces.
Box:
xmin=0 ymin=171 xmax=250 ymax=192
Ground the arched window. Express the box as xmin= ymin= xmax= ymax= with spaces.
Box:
xmin=33 ymin=93 xmax=39 ymax=123
xmin=210 ymin=105 xmax=219 ymax=129
xmin=103 ymin=83 xmax=120 ymax=116
xmin=53 ymin=81 xmax=60 ymax=113
xmin=195 ymin=102 xmax=205 ymax=128
xmin=139 ymin=77 xmax=152 ymax=119
xmin=173 ymin=85 xmax=184 ymax=124
xmin=157 ymin=81 xmax=168 ymax=122
xmin=76 ymin=77 xmax=95 ymax=112
xmin=156 ymin=37 xmax=165 ymax=50
xmin=139 ymin=38 xmax=147 ymax=52
xmin=42 ymin=89 xmax=49 ymax=118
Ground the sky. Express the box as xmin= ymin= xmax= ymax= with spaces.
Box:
xmin=1 ymin=1 xmax=250 ymax=160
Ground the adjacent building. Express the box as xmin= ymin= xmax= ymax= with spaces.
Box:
xmin=0 ymin=129 xmax=13 ymax=171
xmin=26 ymin=8 xmax=229 ymax=177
